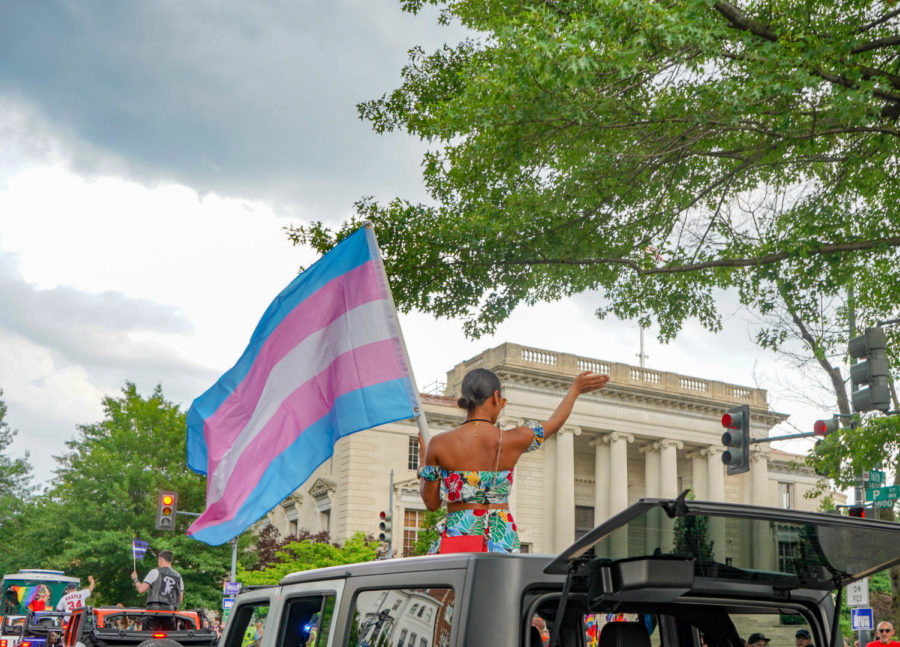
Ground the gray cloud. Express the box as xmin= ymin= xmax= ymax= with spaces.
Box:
xmin=0 ymin=0 xmax=457 ymax=217
xmin=0 ymin=252 xmax=213 ymax=380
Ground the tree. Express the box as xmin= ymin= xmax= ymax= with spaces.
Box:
xmin=0 ymin=390 xmax=34 ymax=573
xmin=238 ymin=531 xmax=379 ymax=586
xmin=412 ymin=508 xmax=445 ymax=556
xmin=3 ymin=383 xmax=241 ymax=610
xmin=286 ymin=0 xmax=900 ymax=619
xmin=289 ymin=0 xmax=900 ymax=340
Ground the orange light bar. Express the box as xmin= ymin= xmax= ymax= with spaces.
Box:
xmin=1 ymin=638 xmax=8 ymax=647
xmin=153 ymin=633 xmax=167 ymax=639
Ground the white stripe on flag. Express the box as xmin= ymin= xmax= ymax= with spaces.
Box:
xmin=206 ymin=298 xmax=397 ymax=501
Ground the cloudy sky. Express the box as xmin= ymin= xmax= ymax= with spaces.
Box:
xmin=0 ymin=1 xmax=829 ymax=486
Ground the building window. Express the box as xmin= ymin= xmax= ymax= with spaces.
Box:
xmin=288 ymin=519 xmax=298 ymax=537
xmin=408 ymin=436 xmax=419 ymax=471
xmin=575 ymin=506 xmax=595 ymax=539
xmin=779 ymin=482 xmax=794 ymax=509
xmin=403 ymin=508 xmax=425 ymax=556
xmin=520 ymin=543 xmax=531 ymax=554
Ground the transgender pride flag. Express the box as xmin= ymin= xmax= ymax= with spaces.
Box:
xmin=186 ymin=224 xmax=422 ymax=545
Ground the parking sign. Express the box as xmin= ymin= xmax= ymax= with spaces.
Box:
xmin=847 ymin=578 xmax=870 ymax=607
xmin=851 ymin=608 xmax=874 ymax=631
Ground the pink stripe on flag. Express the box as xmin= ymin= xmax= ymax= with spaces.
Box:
xmin=191 ymin=339 xmax=407 ymax=533
xmin=204 ymin=261 xmax=382 ymax=467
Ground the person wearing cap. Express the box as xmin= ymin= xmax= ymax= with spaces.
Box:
xmin=866 ymin=622 xmax=900 ymax=647
xmin=748 ymin=633 xmax=771 ymax=647
xmin=55 ymin=576 xmax=95 ymax=613
xmin=796 ymin=629 xmax=815 ymax=647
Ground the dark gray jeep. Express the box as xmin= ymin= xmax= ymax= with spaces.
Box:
xmin=222 ymin=498 xmax=900 ymax=647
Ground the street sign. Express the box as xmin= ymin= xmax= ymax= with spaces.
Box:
xmin=222 ymin=597 xmax=235 ymax=610
xmin=223 ymin=581 xmax=242 ymax=596
xmin=869 ymin=470 xmax=885 ymax=486
xmin=847 ymin=578 xmax=870 ymax=607
xmin=874 ymin=499 xmax=895 ymax=509
xmin=866 ymin=485 xmax=900 ymax=502
xmin=851 ymin=608 xmax=874 ymax=631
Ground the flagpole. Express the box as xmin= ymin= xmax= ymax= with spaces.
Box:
xmin=364 ymin=222 xmax=432 ymax=446
xmin=132 ymin=540 xmax=136 ymax=573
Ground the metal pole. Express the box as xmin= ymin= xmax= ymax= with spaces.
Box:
xmin=388 ymin=469 xmax=394 ymax=558
xmin=229 ymin=538 xmax=237 ymax=583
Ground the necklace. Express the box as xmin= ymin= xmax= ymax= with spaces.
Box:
xmin=465 ymin=417 xmax=493 ymax=436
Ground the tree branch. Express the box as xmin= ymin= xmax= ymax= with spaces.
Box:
xmin=852 ymin=34 xmax=900 ymax=55
xmin=452 ymin=235 xmax=900 ymax=276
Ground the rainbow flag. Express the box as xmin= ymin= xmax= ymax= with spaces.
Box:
xmin=186 ymin=224 xmax=418 ymax=545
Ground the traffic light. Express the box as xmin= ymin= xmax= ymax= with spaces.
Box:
xmin=378 ymin=510 xmax=392 ymax=543
xmin=721 ymin=404 xmax=751 ymax=475
xmin=848 ymin=326 xmax=891 ymax=412
xmin=848 ymin=506 xmax=866 ymax=518
xmin=155 ymin=490 xmax=178 ymax=531
xmin=813 ymin=418 xmax=839 ymax=436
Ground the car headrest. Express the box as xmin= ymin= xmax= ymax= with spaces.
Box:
xmin=599 ymin=621 xmax=652 ymax=647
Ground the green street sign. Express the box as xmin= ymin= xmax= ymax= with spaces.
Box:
xmin=866 ymin=485 xmax=900 ymax=502
xmin=874 ymin=499 xmax=895 ymax=509
xmin=869 ymin=470 xmax=885 ymax=486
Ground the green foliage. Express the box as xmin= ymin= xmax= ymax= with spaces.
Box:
xmin=412 ymin=508 xmax=446 ymax=556
xmin=0 ymin=383 xmax=241 ymax=610
xmin=0 ymin=391 xmax=34 ymax=573
xmin=287 ymin=0 xmax=900 ymax=344
xmin=807 ymin=415 xmax=900 ymax=491
xmin=238 ymin=532 xmax=379 ymax=586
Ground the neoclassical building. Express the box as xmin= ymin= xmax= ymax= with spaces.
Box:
xmin=265 ymin=342 xmax=836 ymax=555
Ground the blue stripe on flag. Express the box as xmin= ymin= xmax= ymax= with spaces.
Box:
xmin=188 ymin=377 xmax=415 ymax=545
xmin=186 ymin=226 xmax=373 ymax=474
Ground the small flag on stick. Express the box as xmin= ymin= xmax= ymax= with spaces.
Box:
xmin=132 ymin=539 xmax=149 ymax=560
xmin=186 ymin=224 xmax=428 ymax=546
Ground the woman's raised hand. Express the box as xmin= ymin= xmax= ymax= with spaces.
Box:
xmin=573 ymin=371 xmax=610 ymax=394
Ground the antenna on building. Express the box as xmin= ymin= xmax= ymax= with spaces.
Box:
xmin=637 ymin=326 xmax=649 ymax=368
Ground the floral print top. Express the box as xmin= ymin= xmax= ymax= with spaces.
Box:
xmin=417 ymin=424 xmax=545 ymax=505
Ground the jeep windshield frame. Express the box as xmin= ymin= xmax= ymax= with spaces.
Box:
xmin=545 ymin=498 xmax=900 ymax=590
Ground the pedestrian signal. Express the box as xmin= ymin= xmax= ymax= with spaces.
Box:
xmin=848 ymin=326 xmax=891 ymax=412
xmin=721 ymin=404 xmax=751 ymax=476
xmin=848 ymin=506 xmax=866 ymax=518
xmin=155 ymin=490 xmax=178 ymax=531
xmin=378 ymin=510 xmax=392 ymax=543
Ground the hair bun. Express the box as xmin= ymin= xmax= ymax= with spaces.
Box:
xmin=457 ymin=396 xmax=471 ymax=409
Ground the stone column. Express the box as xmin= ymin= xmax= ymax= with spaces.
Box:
xmin=640 ymin=442 xmax=660 ymax=551
xmin=750 ymin=450 xmax=771 ymax=569
xmin=593 ymin=435 xmax=610 ymax=525
xmin=704 ymin=446 xmax=726 ymax=562
xmin=705 ymin=446 xmax=725 ymax=502
xmin=607 ymin=432 xmax=634 ymax=559
xmin=641 ymin=442 xmax=661 ymax=498
xmin=688 ymin=450 xmax=708 ymax=500
xmin=658 ymin=439 xmax=683 ymax=499
xmin=498 ymin=416 xmax=525 ymax=518
xmin=608 ymin=432 xmax=634 ymax=515
xmin=554 ymin=426 xmax=578 ymax=550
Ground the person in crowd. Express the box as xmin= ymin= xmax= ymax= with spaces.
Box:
xmin=56 ymin=576 xmax=96 ymax=614
xmin=867 ymin=622 xmax=900 ymax=647
xmin=748 ymin=633 xmax=771 ymax=647
xmin=417 ymin=368 xmax=609 ymax=553
xmin=28 ymin=585 xmax=51 ymax=611
xmin=131 ymin=550 xmax=183 ymax=610
xmin=796 ymin=628 xmax=815 ymax=647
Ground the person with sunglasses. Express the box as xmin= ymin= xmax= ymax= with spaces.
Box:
xmin=417 ymin=367 xmax=609 ymax=553
xmin=867 ymin=622 xmax=900 ymax=647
